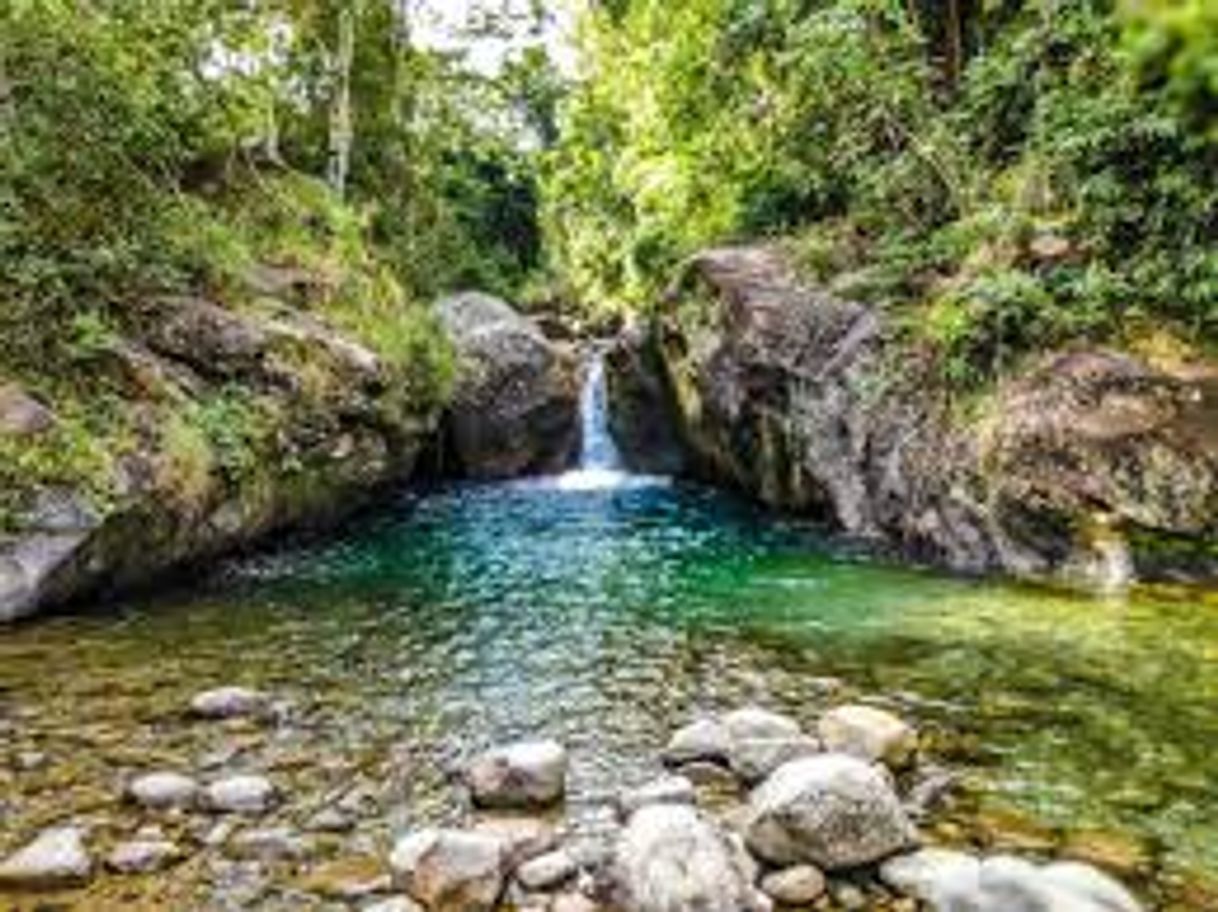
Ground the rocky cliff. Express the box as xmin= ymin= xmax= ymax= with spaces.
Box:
xmin=0 ymin=293 xmax=443 ymax=623
xmin=614 ymin=246 xmax=1218 ymax=586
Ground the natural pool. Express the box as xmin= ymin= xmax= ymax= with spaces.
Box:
xmin=1 ymin=478 xmax=1217 ymax=908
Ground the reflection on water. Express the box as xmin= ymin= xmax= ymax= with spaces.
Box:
xmin=1 ymin=481 xmax=1217 ymax=904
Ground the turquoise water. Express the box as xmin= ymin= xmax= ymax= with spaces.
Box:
xmin=2 ymin=479 xmax=1217 ymax=905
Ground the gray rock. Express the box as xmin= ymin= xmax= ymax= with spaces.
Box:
xmin=228 ymin=827 xmax=313 ymax=861
xmin=190 ymin=686 xmax=271 ymax=719
xmin=617 ymin=774 xmax=696 ymax=818
xmin=882 ymin=851 xmax=1143 ymax=912
xmin=759 ymin=865 xmax=827 ymax=905
xmin=0 ymin=826 xmax=92 ymax=888
xmin=107 ymin=838 xmax=180 ymax=874
xmin=516 ymin=849 xmax=579 ymax=891
xmin=363 ymin=898 xmax=425 ymax=912
xmin=127 ymin=771 xmax=199 ymax=810
xmin=612 ymin=804 xmax=770 ymax=912
xmin=467 ymin=739 xmax=568 ymax=809
xmin=0 ymin=384 xmax=55 ymax=437
xmin=818 ymin=705 xmax=918 ymax=768
xmin=205 ymin=775 xmax=278 ymax=815
xmin=725 ymin=708 xmax=819 ymax=783
xmin=745 ymin=754 xmax=915 ymax=870
xmin=437 ymin=292 xmax=579 ymax=479
xmin=390 ymin=828 xmax=506 ymax=912
xmin=472 ymin=816 xmax=559 ymax=870
xmin=661 ymin=718 xmax=731 ymax=767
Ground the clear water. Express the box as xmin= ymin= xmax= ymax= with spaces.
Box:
xmin=1 ymin=480 xmax=1217 ymax=908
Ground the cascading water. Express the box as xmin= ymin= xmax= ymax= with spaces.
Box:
xmin=577 ymin=353 xmax=623 ymax=471
xmin=553 ymin=349 xmax=665 ymax=491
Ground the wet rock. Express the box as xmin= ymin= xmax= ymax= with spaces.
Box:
xmin=745 ymin=754 xmax=915 ymax=870
xmin=905 ymin=765 xmax=958 ymax=820
xmin=818 ymin=705 xmax=918 ymax=769
xmin=305 ymin=805 xmax=357 ymax=833
xmin=228 ymin=826 xmax=314 ymax=862
xmin=436 ymin=292 xmax=579 ymax=479
xmin=882 ymin=851 xmax=1144 ymax=911
xmin=127 ymin=771 xmax=199 ymax=810
xmin=364 ymin=898 xmax=425 ymax=912
xmin=880 ymin=848 xmax=982 ymax=904
xmin=472 ymin=816 xmax=559 ymax=870
xmin=759 ymin=865 xmax=827 ymax=905
xmin=517 ymin=849 xmax=579 ymax=891
xmin=550 ymin=893 xmax=601 ymax=912
xmin=725 ymin=707 xmax=820 ymax=783
xmin=190 ymin=686 xmax=272 ymax=719
xmin=612 ymin=804 xmax=770 ymax=912
xmin=389 ymin=828 xmax=507 ymax=912
xmin=0 ymin=826 xmax=92 ymax=889
xmin=617 ymin=774 xmax=696 ymax=819
xmin=467 ymin=739 xmax=568 ymax=809
xmin=107 ymin=838 xmax=180 ymax=874
xmin=662 ymin=718 xmax=731 ymax=767
xmin=205 ymin=774 xmax=278 ymax=814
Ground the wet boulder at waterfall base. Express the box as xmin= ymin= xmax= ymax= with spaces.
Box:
xmin=435 ymin=292 xmax=580 ymax=479
xmin=637 ymin=245 xmax=1218 ymax=586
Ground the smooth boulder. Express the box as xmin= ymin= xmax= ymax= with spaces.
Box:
xmin=467 ymin=740 xmax=568 ymax=809
xmin=745 ymin=754 xmax=915 ymax=870
xmin=0 ymin=827 xmax=92 ymax=889
xmin=390 ymin=829 xmax=506 ymax=912
xmin=436 ymin=293 xmax=579 ymax=478
xmin=205 ymin=775 xmax=278 ymax=814
xmin=818 ymin=705 xmax=917 ymax=768
xmin=723 ymin=707 xmax=819 ymax=783
xmin=613 ymin=804 xmax=771 ymax=912
xmin=881 ymin=851 xmax=1143 ymax=912
xmin=190 ymin=686 xmax=271 ymax=719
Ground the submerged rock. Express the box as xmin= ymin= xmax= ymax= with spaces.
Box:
xmin=127 ymin=771 xmax=199 ymax=809
xmin=205 ymin=775 xmax=278 ymax=815
xmin=662 ymin=718 xmax=731 ymax=767
xmin=390 ymin=828 xmax=506 ymax=912
xmin=745 ymin=754 xmax=915 ymax=870
xmin=0 ymin=826 xmax=92 ymax=889
xmin=436 ymin=292 xmax=579 ymax=479
xmin=107 ymin=838 xmax=180 ymax=874
xmin=190 ymin=686 xmax=271 ymax=719
xmin=467 ymin=739 xmax=569 ymax=809
xmin=818 ymin=704 xmax=918 ymax=768
xmin=612 ymin=804 xmax=770 ymax=912
xmin=617 ymin=774 xmax=696 ymax=819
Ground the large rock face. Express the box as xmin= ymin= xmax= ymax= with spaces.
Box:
xmin=436 ymin=293 xmax=579 ymax=479
xmin=649 ymin=246 xmax=1218 ymax=585
xmin=1 ymin=292 xmax=440 ymax=623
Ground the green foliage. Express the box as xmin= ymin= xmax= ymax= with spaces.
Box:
xmin=548 ymin=0 xmax=1218 ymax=386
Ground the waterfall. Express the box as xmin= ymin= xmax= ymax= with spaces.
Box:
xmin=544 ymin=349 xmax=667 ymax=492
xmin=577 ymin=353 xmax=623 ymax=471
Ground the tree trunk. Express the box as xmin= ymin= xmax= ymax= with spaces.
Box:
xmin=944 ymin=0 xmax=964 ymax=93
xmin=327 ymin=7 xmax=356 ymax=198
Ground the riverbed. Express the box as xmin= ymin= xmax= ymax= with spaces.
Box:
xmin=1 ymin=478 xmax=1216 ymax=908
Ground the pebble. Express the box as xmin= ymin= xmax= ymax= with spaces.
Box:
xmin=107 ymin=838 xmax=180 ymax=874
xmin=517 ymin=848 xmax=579 ymax=891
xmin=760 ymin=864 xmax=828 ymax=904
xmin=190 ymin=686 xmax=271 ymax=719
xmin=205 ymin=775 xmax=278 ymax=814
xmin=127 ymin=771 xmax=199 ymax=809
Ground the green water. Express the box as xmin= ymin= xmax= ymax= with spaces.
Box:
xmin=2 ymin=479 xmax=1217 ymax=905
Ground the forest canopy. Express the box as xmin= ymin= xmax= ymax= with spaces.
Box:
xmin=2 ymin=0 xmax=1217 ymax=392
